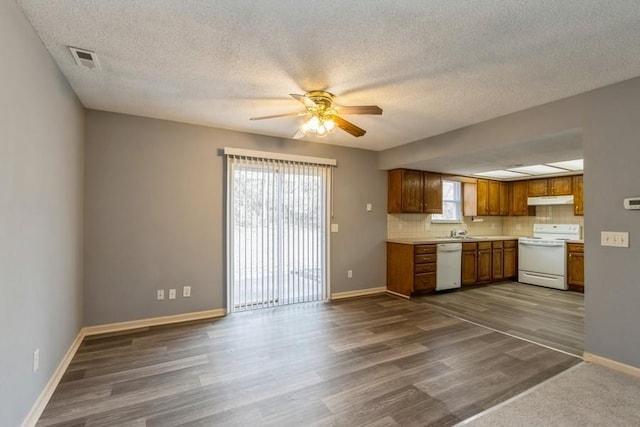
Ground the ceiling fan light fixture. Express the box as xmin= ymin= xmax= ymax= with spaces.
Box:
xmin=301 ymin=113 xmax=335 ymax=137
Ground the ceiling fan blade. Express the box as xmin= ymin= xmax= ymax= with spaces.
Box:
xmin=290 ymin=93 xmax=318 ymax=109
xmin=250 ymin=111 xmax=305 ymax=120
xmin=333 ymin=116 xmax=366 ymax=137
xmin=292 ymin=129 xmax=306 ymax=139
xmin=337 ymin=105 xmax=383 ymax=115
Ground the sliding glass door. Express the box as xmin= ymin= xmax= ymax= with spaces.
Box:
xmin=227 ymin=155 xmax=330 ymax=312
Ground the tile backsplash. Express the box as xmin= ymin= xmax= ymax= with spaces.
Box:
xmin=387 ymin=205 xmax=584 ymax=239
xmin=502 ymin=205 xmax=584 ymax=238
xmin=387 ymin=214 xmax=503 ymax=239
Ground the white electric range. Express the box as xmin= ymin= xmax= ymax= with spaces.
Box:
xmin=518 ymin=224 xmax=581 ymax=290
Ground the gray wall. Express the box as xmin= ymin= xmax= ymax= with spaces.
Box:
xmin=0 ymin=1 xmax=84 ymax=425
xmin=583 ymin=78 xmax=640 ymax=368
xmin=84 ymin=111 xmax=387 ymax=325
xmin=379 ymin=75 xmax=640 ymax=368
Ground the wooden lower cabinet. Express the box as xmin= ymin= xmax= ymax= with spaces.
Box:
xmin=387 ymin=243 xmax=437 ymax=297
xmin=461 ymin=243 xmax=477 ymax=286
xmin=567 ymin=243 xmax=584 ymax=292
xmin=492 ymin=241 xmax=504 ymax=281
xmin=503 ymin=241 xmax=518 ymax=279
xmin=476 ymin=242 xmax=492 ymax=284
xmin=387 ymin=239 xmax=519 ymax=296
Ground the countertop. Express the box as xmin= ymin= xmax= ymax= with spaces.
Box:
xmin=387 ymin=236 xmax=522 ymax=245
xmin=567 ymin=239 xmax=584 ymax=244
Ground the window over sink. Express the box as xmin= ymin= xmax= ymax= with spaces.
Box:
xmin=431 ymin=180 xmax=462 ymax=223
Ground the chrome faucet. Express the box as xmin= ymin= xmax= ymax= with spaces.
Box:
xmin=450 ymin=229 xmax=467 ymax=238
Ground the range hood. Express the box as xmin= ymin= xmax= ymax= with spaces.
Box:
xmin=527 ymin=195 xmax=574 ymax=206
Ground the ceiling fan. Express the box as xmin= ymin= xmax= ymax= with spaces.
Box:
xmin=250 ymin=91 xmax=383 ymax=138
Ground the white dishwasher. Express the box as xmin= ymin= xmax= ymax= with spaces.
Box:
xmin=436 ymin=243 xmax=462 ymax=290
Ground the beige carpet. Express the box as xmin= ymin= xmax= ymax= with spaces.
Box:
xmin=460 ymin=362 xmax=640 ymax=426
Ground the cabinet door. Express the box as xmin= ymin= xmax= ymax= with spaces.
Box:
xmin=503 ymin=247 xmax=517 ymax=278
xmin=477 ymin=249 xmax=492 ymax=283
xmin=463 ymin=182 xmax=478 ymax=217
xmin=499 ymin=182 xmax=510 ymax=216
xmin=423 ymin=172 xmax=443 ymax=214
xmin=573 ymin=175 xmax=584 ymax=216
xmin=567 ymin=252 xmax=584 ymax=288
xmin=549 ymin=176 xmax=573 ymax=196
xmin=477 ymin=179 xmax=489 ymax=216
xmin=492 ymin=248 xmax=504 ymax=281
xmin=510 ymin=181 xmax=531 ymax=216
xmin=461 ymin=250 xmax=477 ymax=286
xmin=488 ymin=180 xmax=500 ymax=215
xmin=528 ymin=178 xmax=548 ymax=197
xmin=401 ymin=170 xmax=424 ymax=213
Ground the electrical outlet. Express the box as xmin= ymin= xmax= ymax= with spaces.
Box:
xmin=601 ymin=231 xmax=630 ymax=247
xmin=157 ymin=289 xmax=165 ymax=300
xmin=331 ymin=224 xmax=339 ymax=233
xmin=183 ymin=286 xmax=191 ymax=297
xmin=33 ymin=349 xmax=39 ymax=373
xmin=347 ymin=270 xmax=353 ymax=278
xmin=169 ymin=289 xmax=176 ymax=300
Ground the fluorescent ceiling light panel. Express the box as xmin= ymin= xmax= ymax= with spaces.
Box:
xmin=546 ymin=159 xmax=584 ymax=171
xmin=508 ymin=164 xmax=566 ymax=175
xmin=474 ymin=170 xmax=529 ymax=179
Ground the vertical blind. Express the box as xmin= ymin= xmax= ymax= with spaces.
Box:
xmin=226 ymin=150 xmax=333 ymax=312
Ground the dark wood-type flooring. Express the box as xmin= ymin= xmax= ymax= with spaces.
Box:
xmin=415 ymin=282 xmax=584 ymax=356
xmin=37 ymin=293 xmax=581 ymax=427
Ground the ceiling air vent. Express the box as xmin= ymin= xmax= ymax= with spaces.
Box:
xmin=69 ymin=47 xmax=101 ymax=70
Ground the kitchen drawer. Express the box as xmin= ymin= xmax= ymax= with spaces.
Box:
xmin=415 ymin=245 xmax=436 ymax=254
xmin=478 ymin=241 xmax=492 ymax=250
xmin=504 ymin=240 xmax=517 ymax=248
xmin=492 ymin=241 xmax=504 ymax=249
xmin=462 ymin=242 xmax=477 ymax=251
xmin=414 ymin=273 xmax=436 ymax=290
xmin=415 ymin=254 xmax=437 ymax=264
xmin=567 ymin=243 xmax=584 ymax=253
xmin=415 ymin=263 xmax=437 ymax=274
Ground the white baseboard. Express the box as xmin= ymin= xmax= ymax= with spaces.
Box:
xmin=21 ymin=309 xmax=226 ymax=427
xmin=21 ymin=331 xmax=84 ymax=427
xmin=330 ymin=286 xmax=386 ymax=300
xmin=386 ymin=289 xmax=411 ymax=299
xmin=82 ymin=309 xmax=226 ymax=336
xmin=583 ymin=352 xmax=640 ymax=378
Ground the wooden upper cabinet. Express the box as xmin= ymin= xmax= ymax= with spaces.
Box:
xmin=549 ymin=176 xmax=573 ymax=195
xmin=528 ymin=178 xmax=549 ymax=196
xmin=463 ymin=182 xmax=478 ymax=217
xmin=387 ymin=169 xmax=443 ymax=214
xmin=464 ymin=179 xmax=513 ymax=217
xmin=401 ymin=169 xmax=423 ymax=212
xmin=477 ymin=179 xmax=489 ymax=216
xmin=528 ymin=176 xmax=573 ymax=197
xmin=573 ymin=175 xmax=584 ymax=216
xmin=499 ymin=182 xmax=510 ymax=216
xmin=423 ymin=172 xmax=443 ymax=214
xmin=488 ymin=180 xmax=500 ymax=215
xmin=509 ymin=181 xmax=533 ymax=216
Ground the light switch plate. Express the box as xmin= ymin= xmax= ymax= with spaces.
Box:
xmin=366 ymin=203 xmax=372 ymax=212
xmin=331 ymin=224 xmax=339 ymax=233
xmin=601 ymin=231 xmax=629 ymax=247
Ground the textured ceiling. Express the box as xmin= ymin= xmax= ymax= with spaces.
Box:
xmin=16 ymin=0 xmax=640 ymax=152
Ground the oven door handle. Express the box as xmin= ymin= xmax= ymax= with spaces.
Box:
xmin=519 ymin=241 xmax=564 ymax=247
